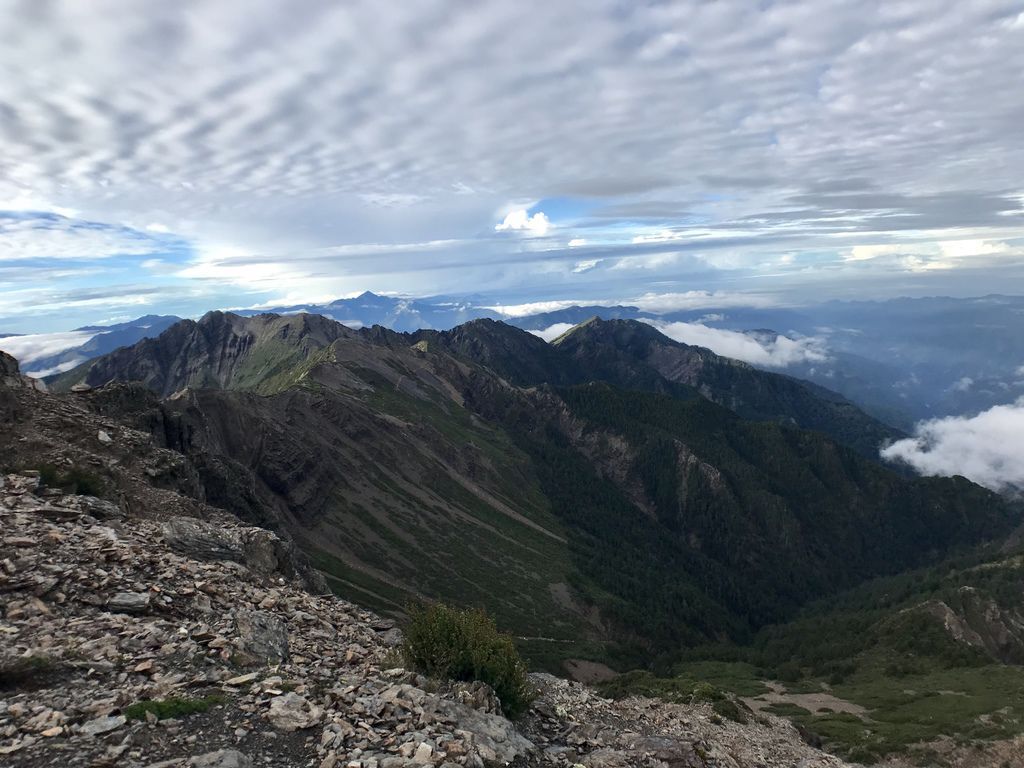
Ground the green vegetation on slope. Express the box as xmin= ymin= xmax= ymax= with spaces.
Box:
xmin=490 ymin=382 xmax=1015 ymax=656
xmin=604 ymin=542 xmax=1024 ymax=763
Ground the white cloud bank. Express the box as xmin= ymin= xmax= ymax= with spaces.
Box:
xmin=0 ymin=330 xmax=95 ymax=365
xmin=881 ymin=398 xmax=1024 ymax=492
xmin=647 ymin=321 xmax=829 ymax=368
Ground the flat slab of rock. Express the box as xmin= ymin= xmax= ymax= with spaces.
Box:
xmin=79 ymin=714 xmax=126 ymax=737
xmin=106 ymin=591 xmax=151 ymax=613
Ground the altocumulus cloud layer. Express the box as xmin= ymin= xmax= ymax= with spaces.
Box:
xmin=1 ymin=1 xmax=1024 ymax=330
xmin=881 ymin=400 xmax=1024 ymax=492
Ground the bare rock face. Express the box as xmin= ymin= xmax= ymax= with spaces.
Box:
xmin=0 ymin=349 xmax=18 ymax=378
xmin=1 ymin=352 xmax=45 ymax=419
xmin=0 ymin=351 xmax=45 ymax=392
xmin=918 ymin=587 xmax=1024 ymax=663
xmin=161 ymin=515 xmax=325 ymax=593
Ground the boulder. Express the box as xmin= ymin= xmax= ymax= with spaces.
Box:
xmin=266 ymin=692 xmax=323 ymax=731
xmin=162 ymin=517 xmax=246 ymax=563
xmin=234 ymin=609 xmax=289 ymax=665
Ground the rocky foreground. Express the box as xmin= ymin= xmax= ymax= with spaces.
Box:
xmin=0 ymin=470 xmax=851 ymax=768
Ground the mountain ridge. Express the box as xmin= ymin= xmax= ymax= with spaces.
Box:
xmin=33 ymin=312 xmax=1018 ymax=664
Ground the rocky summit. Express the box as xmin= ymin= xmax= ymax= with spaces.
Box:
xmin=0 ymin=469 xmax=850 ymax=768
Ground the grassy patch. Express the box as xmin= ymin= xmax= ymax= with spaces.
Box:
xmin=123 ymin=695 xmax=225 ymax=722
xmin=759 ymin=655 xmax=1024 ymax=763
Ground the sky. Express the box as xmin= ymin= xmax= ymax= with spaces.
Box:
xmin=2 ymin=0 xmax=1024 ymax=333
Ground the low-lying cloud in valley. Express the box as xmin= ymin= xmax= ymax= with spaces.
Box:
xmin=530 ymin=323 xmax=576 ymax=343
xmin=647 ymin=322 xmax=830 ymax=368
xmin=0 ymin=331 xmax=94 ymax=367
xmin=529 ymin=319 xmax=830 ymax=368
xmin=881 ymin=399 xmax=1024 ymax=492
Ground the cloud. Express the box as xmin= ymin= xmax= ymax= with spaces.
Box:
xmin=28 ymin=358 xmax=88 ymax=378
xmin=0 ymin=213 xmax=167 ymax=261
xmin=572 ymin=259 xmax=601 ymax=273
xmin=647 ymin=321 xmax=830 ymax=368
xmin=495 ymin=209 xmax=551 ymax=236
xmin=488 ymin=300 xmax=584 ymax=317
xmin=630 ymin=291 xmax=778 ymax=312
xmin=0 ymin=330 xmax=96 ymax=365
xmin=529 ymin=323 xmax=575 ymax=342
xmin=2 ymin=1 xmax=1024 ymax=326
xmin=881 ymin=399 xmax=1024 ymax=492
xmin=952 ymin=376 xmax=974 ymax=392
xmin=568 ymin=238 xmax=587 ymax=247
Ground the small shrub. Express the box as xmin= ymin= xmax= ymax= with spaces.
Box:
xmin=401 ymin=602 xmax=534 ymax=718
xmin=124 ymin=695 xmax=224 ymax=721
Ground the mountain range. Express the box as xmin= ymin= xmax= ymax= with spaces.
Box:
xmin=8 ymin=293 xmax=1024 ymax=434
xmin=41 ymin=311 xmax=1017 ymax=660
xmin=6 ymin=307 xmax=1024 ymax=763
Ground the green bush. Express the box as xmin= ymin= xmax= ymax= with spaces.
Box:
xmin=401 ymin=602 xmax=534 ymax=718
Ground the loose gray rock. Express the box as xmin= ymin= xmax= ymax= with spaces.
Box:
xmin=189 ymin=749 xmax=253 ymax=768
xmin=79 ymin=714 xmax=126 ymax=737
xmin=106 ymin=591 xmax=151 ymax=614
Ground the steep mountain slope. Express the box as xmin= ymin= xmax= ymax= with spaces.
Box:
xmin=417 ymin=317 xmax=900 ymax=456
xmin=30 ymin=313 xmax=1019 ymax=669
